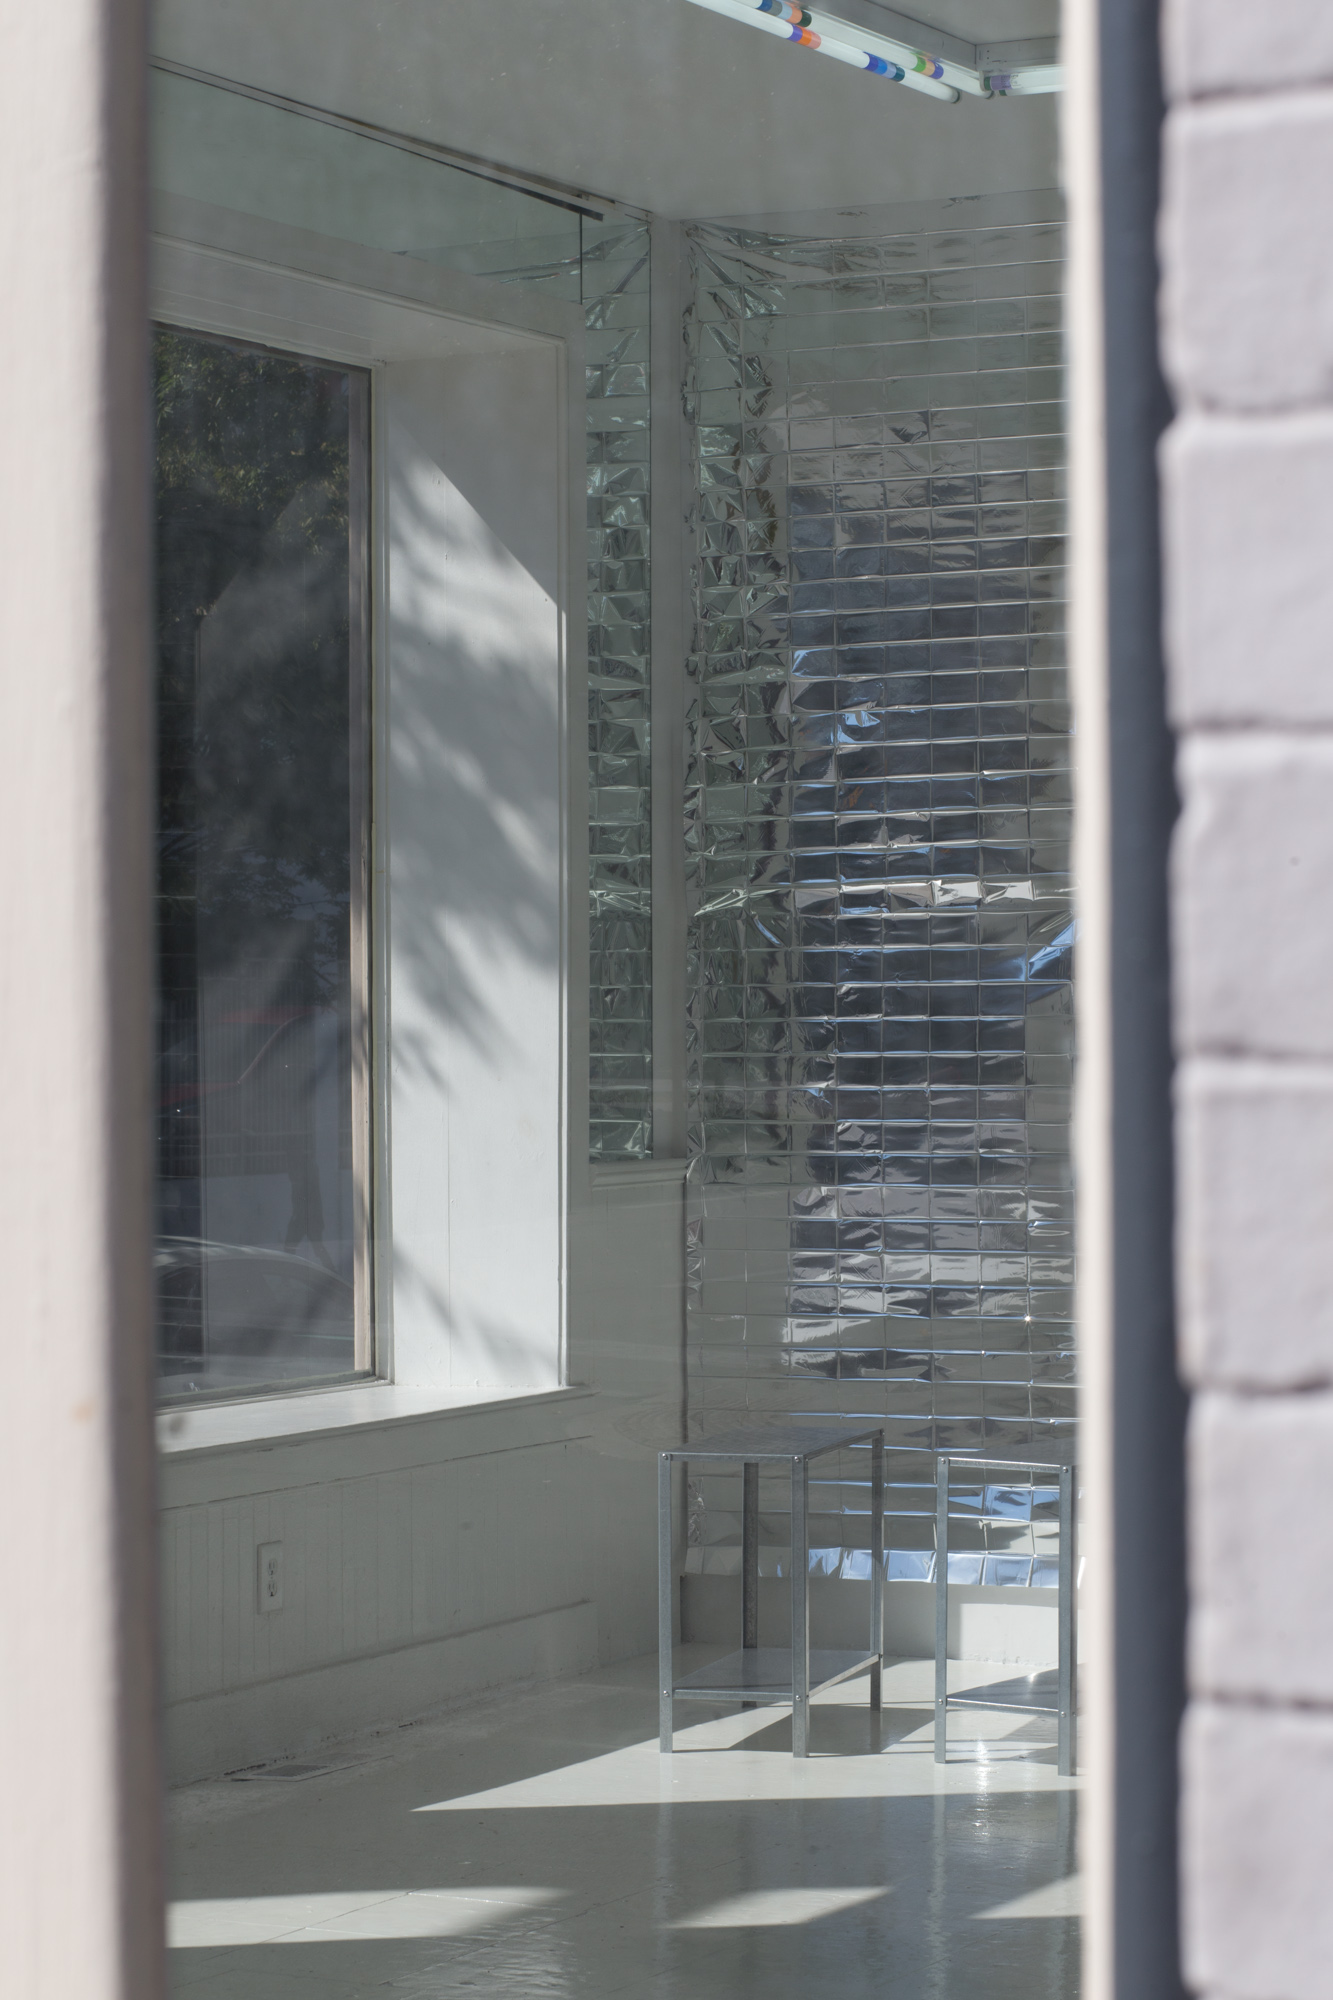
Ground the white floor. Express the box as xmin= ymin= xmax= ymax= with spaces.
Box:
xmin=165 ymin=1650 xmax=1081 ymax=1999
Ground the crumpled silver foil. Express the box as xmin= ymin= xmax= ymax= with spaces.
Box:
xmin=680 ymin=198 xmax=1074 ymax=1585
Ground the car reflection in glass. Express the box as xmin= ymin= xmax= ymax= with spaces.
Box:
xmin=156 ymin=999 xmax=355 ymax=1393
xmin=156 ymin=1237 xmax=354 ymax=1394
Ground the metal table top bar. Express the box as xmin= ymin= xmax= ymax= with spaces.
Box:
xmin=660 ymin=1423 xmax=885 ymax=1463
xmin=940 ymin=1448 xmax=1079 ymax=1472
xmin=946 ymin=1696 xmax=1062 ymax=1715
xmin=943 ymin=1667 xmax=1069 ymax=1718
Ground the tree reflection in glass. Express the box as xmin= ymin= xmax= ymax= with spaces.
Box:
xmin=154 ymin=327 xmax=367 ymax=1395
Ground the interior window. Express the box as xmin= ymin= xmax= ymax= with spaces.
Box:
xmin=153 ymin=326 xmax=370 ymax=1396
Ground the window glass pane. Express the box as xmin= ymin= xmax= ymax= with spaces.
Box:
xmin=154 ymin=327 xmax=368 ymax=1396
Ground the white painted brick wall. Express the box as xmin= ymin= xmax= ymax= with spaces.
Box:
xmin=1163 ymin=8 xmax=1333 ymax=1992
xmin=1177 ymin=1063 xmax=1333 ymax=1387
xmin=1172 ymin=736 xmax=1333 ymax=1060
xmin=1163 ymin=414 xmax=1333 ymax=726
xmin=1188 ymin=1391 xmax=1333 ymax=1703
xmin=1162 ymin=94 xmax=1333 ymax=411
xmin=1164 ymin=0 xmax=1333 ymax=100
xmin=1183 ymin=1702 xmax=1333 ymax=2000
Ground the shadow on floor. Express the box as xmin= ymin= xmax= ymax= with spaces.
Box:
xmin=166 ymin=1653 xmax=1081 ymax=2000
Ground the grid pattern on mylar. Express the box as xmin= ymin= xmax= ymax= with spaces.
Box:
xmin=681 ymin=194 xmax=1074 ymax=1587
xmin=584 ymin=221 xmax=654 ymax=1160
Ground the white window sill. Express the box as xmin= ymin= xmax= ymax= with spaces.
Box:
xmin=157 ymin=1381 xmax=592 ymax=1458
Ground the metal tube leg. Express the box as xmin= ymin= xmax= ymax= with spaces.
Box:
xmin=934 ymin=1456 xmax=949 ymax=1765
xmin=741 ymin=1461 xmax=759 ymax=1709
xmin=1058 ymin=1464 xmax=1076 ymax=1777
xmin=659 ymin=1454 xmax=675 ymax=1755
xmin=791 ymin=1457 xmax=810 ymax=1758
xmin=870 ymin=1433 xmax=884 ymax=1714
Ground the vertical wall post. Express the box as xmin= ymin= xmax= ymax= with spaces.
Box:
xmin=934 ymin=1456 xmax=949 ymax=1764
xmin=870 ymin=1433 xmax=884 ymax=1714
xmin=658 ymin=1452 xmax=675 ymax=1753
xmin=1058 ymin=1464 xmax=1077 ymax=1777
xmin=1067 ymin=0 xmax=1185 ymax=1988
xmin=0 ymin=3 xmax=163 ymax=1995
xmin=741 ymin=1459 xmax=759 ymax=1708
xmin=790 ymin=1457 xmax=810 ymax=1757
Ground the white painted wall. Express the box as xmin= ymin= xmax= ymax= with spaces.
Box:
xmin=382 ymin=346 xmax=568 ymax=1391
xmin=0 ymin=2 xmax=165 ymax=1994
xmin=158 ymin=1389 xmax=641 ymax=1781
xmin=149 ymin=209 xmax=689 ymax=1783
xmin=158 ymin=1160 xmax=685 ymax=1784
xmin=1161 ymin=7 xmax=1333 ymax=1997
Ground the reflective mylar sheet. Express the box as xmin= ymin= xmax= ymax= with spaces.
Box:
xmin=583 ymin=222 xmax=654 ymax=1161
xmin=489 ymin=215 xmax=656 ymax=1160
xmin=681 ymin=193 xmax=1073 ymax=1584
xmin=398 ymin=209 xmax=656 ymax=1162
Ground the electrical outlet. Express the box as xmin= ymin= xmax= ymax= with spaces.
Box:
xmin=257 ymin=1541 xmax=284 ymax=1614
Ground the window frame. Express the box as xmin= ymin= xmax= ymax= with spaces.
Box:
xmin=150 ymin=320 xmax=375 ymax=1405
xmin=151 ymin=194 xmax=588 ymax=1405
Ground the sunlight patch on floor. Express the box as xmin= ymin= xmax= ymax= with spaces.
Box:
xmin=165 ymin=1650 xmax=1082 ymax=1997
xmin=169 ymin=1888 xmax=562 ymax=1948
xmin=676 ymin=1887 xmax=889 ymax=1928
xmin=975 ymin=1875 xmax=1082 ymax=1921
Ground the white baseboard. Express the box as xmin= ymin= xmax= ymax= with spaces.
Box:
xmin=163 ymin=1599 xmax=598 ymax=1785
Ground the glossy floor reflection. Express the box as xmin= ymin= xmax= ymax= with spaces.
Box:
xmin=166 ymin=1651 xmax=1081 ymax=1999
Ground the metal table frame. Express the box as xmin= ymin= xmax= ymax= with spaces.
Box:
xmin=933 ymin=1452 xmax=1078 ymax=1775
xmin=659 ymin=1425 xmax=885 ymax=1759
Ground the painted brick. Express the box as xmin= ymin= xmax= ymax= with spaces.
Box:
xmin=1162 ymin=93 xmax=1333 ymax=412
xmin=1172 ymin=735 xmax=1333 ymax=1059
xmin=1183 ymin=1700 xmax=1333 ymax=2000
xmin=1178 ymin=1060 xmax=1333 ymax=1387
xmin=1189 ymin=1390 xmax=1333 ymax=1700
xmin=1163 ymin=412 xmax=1333 ymax=725
xmin=1164 ymin=0 xmax=1333 ymax=100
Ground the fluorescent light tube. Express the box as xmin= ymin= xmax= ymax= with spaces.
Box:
xmin=685 ymin=0 xmax=961 ymax=102
xmin=685 ymin=0 xmax=1063 ymax=100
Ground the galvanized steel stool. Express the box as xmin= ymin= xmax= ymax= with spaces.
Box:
xmin=658 ymin=1423 xmax=884 ymax=1759
xmin=933 ymin=1449 xmax=1079 ymax=1775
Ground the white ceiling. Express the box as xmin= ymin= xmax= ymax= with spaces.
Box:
xmin=152 ymin=0 xmax=1060 ymax=222
xmin=872 ymin=0 xmax=1058 ymax=42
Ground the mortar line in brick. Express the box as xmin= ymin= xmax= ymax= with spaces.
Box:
xmin=1170 ymin=80 xmax=1333 ymax=109
xmin=1177 ymin=1054 xmax=1333 ymax=1073
xmin=1176 ymin=721 xmax=1333 ymax=739
xmin=1187 ymin=1689 xmax=1333 ymax=1718
xmin=1171 ymin=393 xmax=1333 ymax=418
xmin=1175 ymin=1042 xmax=1333 ymax=1065
xmin=1188 ymin=1377 xmax=1333 ymax=1400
